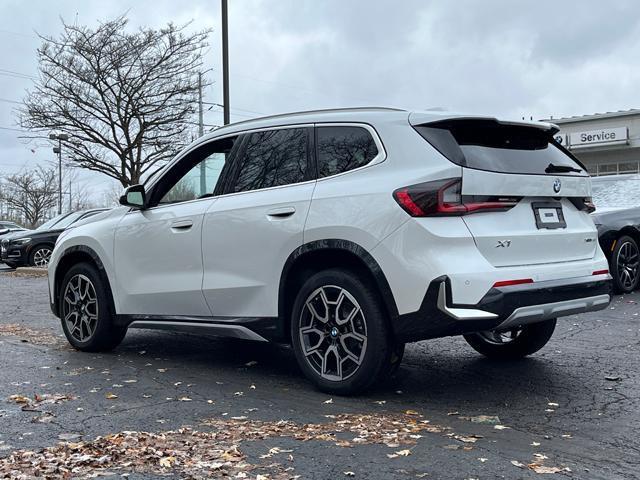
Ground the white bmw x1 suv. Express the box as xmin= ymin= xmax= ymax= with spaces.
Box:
xmin=49 ymin=107 xmax=612 ymax=394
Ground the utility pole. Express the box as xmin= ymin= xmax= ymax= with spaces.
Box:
xmin=221 ymin=0 xmax=230 ymax=125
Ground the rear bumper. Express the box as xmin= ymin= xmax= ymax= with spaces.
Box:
xmin=393 ymin=274 xmax=612 ymax=343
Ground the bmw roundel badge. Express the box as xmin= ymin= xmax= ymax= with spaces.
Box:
xmin=553 ymin=178 xmax=561 ymax=194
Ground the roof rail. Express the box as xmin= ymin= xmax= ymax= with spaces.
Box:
xmin=214 ymin=106 xmax=406 ymax=130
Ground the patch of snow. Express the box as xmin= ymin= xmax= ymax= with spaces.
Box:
xmin=591 ymin=174 xmax=640 ymax=210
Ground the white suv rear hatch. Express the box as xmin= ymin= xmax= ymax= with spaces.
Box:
xmin=413 ymin=117 xmax=597 ymax=267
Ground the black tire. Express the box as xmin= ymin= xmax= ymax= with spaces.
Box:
xmin=463 ymin=319 xmax=556 ymax=360
xmin=59 ymin=262 xmax=126 ymax=352
xmin=290 ymin=268 xmax=397 ymax=395
xmin=29 ymin=244 xmax=54 ymax=268
xmin=611 ymin=235 xmax=640 ymax=294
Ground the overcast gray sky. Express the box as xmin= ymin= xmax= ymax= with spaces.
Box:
xmin=1 ymin=0 xmax=639 ymax=201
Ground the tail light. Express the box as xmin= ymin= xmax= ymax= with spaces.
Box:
xmin=393 ymin=178 xmax=520 ymax=217
xmin=570 ymin=197 xmax=596 ymax=214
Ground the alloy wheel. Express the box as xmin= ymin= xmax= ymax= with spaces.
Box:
xmin=32 ymin=247 xmax=52 ymax=267
xmin=298 ymin=285 xmax=368 ymax=381
xmin=62 ymin=274 xmax=99 ymax=342
xmin=478 ymin=328 xmax=523 ymax=345
xmin=616 ymin=241 xmax=639 ymax=290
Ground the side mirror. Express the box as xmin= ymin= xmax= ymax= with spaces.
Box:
xmin=119 ymin=184 xmax=147 ymax=209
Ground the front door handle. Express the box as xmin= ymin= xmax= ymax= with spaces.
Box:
xmin=267 ymin=207 xmax=296 ymax=219
xmin=171 ymin=220 xmax=193 ymax=231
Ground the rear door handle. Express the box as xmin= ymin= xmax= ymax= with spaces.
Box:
xmin=266 ymin=207 xmax=296 ymax=219
xmin=170 ymin=220 xmax=193 ymax=231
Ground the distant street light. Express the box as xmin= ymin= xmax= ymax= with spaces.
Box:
xmin=49 ymin=133 xmax=69 ymax=214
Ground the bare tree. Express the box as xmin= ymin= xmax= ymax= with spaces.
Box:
xmin=0 ymin=167 xmax=58 ymax=228
xmin=20 ymin=16 xmax=210 ymax=187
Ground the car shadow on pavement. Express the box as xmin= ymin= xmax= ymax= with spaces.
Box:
xmin=102 ymin=328 xmax=577 ymax=413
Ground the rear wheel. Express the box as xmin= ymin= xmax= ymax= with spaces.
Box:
xmin=59 ymin=262 xmax=126 ymax=352
xmin=290 ymin=268 xmax=398 ymax=395
xmin=30 ymin=245 xmax=53 ymax=268
xmin=463 ymin=319 xmax=556 ymax=360
xmin=611 ymin=235 xmax=640 ymax=294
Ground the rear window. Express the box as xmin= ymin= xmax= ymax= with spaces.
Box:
xmin=415 ymin=120 xmax=585 ymax=176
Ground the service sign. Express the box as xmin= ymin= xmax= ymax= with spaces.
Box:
xmin=569 ymin=127 xmax=628 ymax=149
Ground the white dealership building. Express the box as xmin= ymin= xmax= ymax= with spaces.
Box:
xmin=543 ymin=109 xmax=640 ymax=176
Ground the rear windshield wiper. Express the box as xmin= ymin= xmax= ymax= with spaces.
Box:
xmin=545 ymin=163 xmax=582 ymax=174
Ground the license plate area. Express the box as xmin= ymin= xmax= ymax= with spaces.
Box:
xmin=532 ymin=202 xmax=566 ymax=229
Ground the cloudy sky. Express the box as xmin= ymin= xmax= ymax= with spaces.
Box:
xmin=1 ymin=0 xmax=639 ymax=203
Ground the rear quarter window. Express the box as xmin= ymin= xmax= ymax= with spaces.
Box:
xmin=316 ymin=126 xmax=378 ymax=178
xmin=415 ymin=120 xmax=585 ymax=176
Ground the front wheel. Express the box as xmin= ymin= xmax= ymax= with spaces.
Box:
xmin=59 ymin=262 xmax=126 ymax=352
xmin=30 ymin=245 xmax=53 ymax=268
xmin=463 ymin=319 xmax=556 ymax=360
xmin=290 ymin=268 xmax=398 ymax=395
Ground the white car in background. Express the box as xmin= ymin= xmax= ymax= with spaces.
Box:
xmin=48 ymin=107 xmax=612 ymax=394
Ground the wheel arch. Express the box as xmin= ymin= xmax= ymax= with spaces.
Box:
xmin=602 ymin=226 xmax=640 ymax=259
xmin=53 ymin=245 xmax=115 ymax=318
xmin=277 ymin=239 xmax=399 ymax=343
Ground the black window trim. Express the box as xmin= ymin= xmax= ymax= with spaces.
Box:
xmin=138 ymin=121 xmax=387 ymax=212
xmin=223 ymin=124 xmax=316 ymax=195
xmin=313 ymin=122 xmax=387 ymax=182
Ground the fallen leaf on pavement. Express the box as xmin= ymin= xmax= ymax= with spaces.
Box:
xmin=105 ymin=393 xmax=118 ymax=400
xmin=528 ymin=464 xmax=562 ymax=474
xmin=511 ymin=460 xmax=525 ymax=468
xmin=159 ymin=456 xmax=176 ymax=468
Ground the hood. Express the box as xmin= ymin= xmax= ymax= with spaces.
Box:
xmin=1 ymin=229 xmax=32 ymax=242
xmin=4 ymin=228 xmax=60 ymax=242
xmin=71 ymin=209 xmax=114 ymax=228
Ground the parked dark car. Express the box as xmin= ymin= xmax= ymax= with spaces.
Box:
xmin=0 ymin=221 xmax=26 ymax=238
xmin=593 ymin=208 xmax=640 ymax=294
xmin=591 ymin=174 xmax=640 ymax=294
xmin=0 ymin=209 xmax=108 ymax=268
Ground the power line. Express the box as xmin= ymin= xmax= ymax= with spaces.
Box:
xmin=0 ymin=97 xmax=22 ymax=105
xmin=0 ymin=68 xmax=37 ymax=80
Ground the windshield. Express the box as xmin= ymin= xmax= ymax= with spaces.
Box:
xmin=50 ymin=211 xmax=86 ymax=230
xmin=36 ymin=213 xmax=72 ymax=231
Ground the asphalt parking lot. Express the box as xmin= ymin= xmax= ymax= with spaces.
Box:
xmin=0 ymin=265 xmax=638 ymax=479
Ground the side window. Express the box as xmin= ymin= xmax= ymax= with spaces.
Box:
xmin=316 ymin=126 xmax=379 ymax=178
xmin=233 ymin=128 xmax=308 ymax=193
xmin=158 ymin=136 xmax=237 ymax=205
